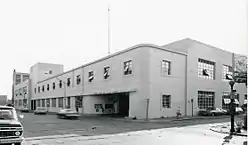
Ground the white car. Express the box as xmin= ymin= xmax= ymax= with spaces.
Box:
xmin=219 ymin=108 xmax=228 ymax=115
xmin=34 ymin=107 xmax=48 ymax=115
xmin=56 ymin=109 xmax=80 ymax=119
xmin=236 ymin=107 xmax=243 ymax=114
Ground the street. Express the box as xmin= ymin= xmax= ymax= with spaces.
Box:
xmin=19 ymin=112 xmax=240 ymax=138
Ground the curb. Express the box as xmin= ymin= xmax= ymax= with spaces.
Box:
xmin=25 ymin=134 xmax=80 ymax=141
xmin=210 ymin=126 xmax=247 ymax=137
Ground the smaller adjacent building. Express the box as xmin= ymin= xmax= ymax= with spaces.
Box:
xmin=0 ymin=95 xmax=8 ymax=105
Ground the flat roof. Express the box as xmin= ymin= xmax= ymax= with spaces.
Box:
xmin=37 ymin=43 xmax=187 ymax=84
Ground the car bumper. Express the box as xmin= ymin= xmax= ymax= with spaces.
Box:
xmin=0 ymin=137 xmax=24 ymax=144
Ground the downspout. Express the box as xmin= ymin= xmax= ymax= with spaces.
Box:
xmin=184 ymin=55 xmax=188 ymax=116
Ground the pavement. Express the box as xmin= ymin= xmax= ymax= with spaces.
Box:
xmin=19 ymin=112 xmax=243 ymax=138
xmin=210 ymin=122 xmax=247 ymax=137
xmin=22 ymin=122 xmax=247 ymax=145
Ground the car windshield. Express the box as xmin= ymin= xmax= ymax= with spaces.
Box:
xmin=0 ymin=108 xmax=18 ymax=120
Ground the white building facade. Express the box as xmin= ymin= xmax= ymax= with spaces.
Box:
xmin=13 ymin=38 xmax=247 ymax=119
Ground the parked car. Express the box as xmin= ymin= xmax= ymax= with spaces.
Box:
xmin=34 ymin=107 xmax=48 ymax=115
xmin=20 ymin=106 xmax=29 ymax=113
xmin=56 ymin=109 xmax=80 ymax=119
xmin=219 ymin=108 xmax=228 ymax=115
xmin=0 ymin=105 xmax=24 ymax=145
xmin=198 ymin=107 xmax=223 ymax=116
xmin=241 ymin=104 xmax=247 ymax=113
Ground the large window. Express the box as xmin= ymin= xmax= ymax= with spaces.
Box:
xmin=37 ymin=100 xmax=40 ymax=107
xmin=104 ymin=66 xmax=110 ymax=79
xmin=46 ymin=98 xmax=50 ymax=107
xmin=75 ymin=96 xmax=82 ymax=108
xmin=34 ymin=88 xmax=36 ymax=94
xmin=52 ymin=98 xmax=56 ymax=107
xmin=67 ymin=97 xmax=71 ymax=108
xmin=59 ymin=80 xmax=62 ymax=88
xmin=47 ymin=84 xmax=49 ymax=91
xmin=58 ymin=98 xmax=63 ymax=108
xmin=38 ymin=86 xmax=40 ymax=93
xmin=42 ymin=99 xmax=45 ymax=107
xmin=53 ymin=82 xmax=55 ymax=90
xmin=222 ymin=65 xmax=233 ymax=80
xmin=198 ymin=91 xmax=215 ymax=109
xmin=124 ymin=60 xmax=132 ymax=75
xmin=161 ymin=60 xmax=171 ymax=76
xmin=198 ymin=58 xmax=215 ymax=80
xmin=42 ymin=85 xmax=45 ymax=92
xmin=162 ymin=95 xmax=171 ymax=108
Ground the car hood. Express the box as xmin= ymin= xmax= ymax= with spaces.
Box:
xmin=0 ymin=120 xmax=22 ymax=127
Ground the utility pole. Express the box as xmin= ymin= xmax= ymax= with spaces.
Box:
xmin=108 ymin=4 xmax=111 ymax=55
xmin=229 ymin=52 xmax=236 ymax=134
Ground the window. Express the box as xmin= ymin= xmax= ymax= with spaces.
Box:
xmin=38 ymin=86 xmax=40 ymax=93
xmin=75 ymin=96 xmax=82 ymax=108
xmin=104 ymin=66 xmax=110 ymax=79
xmin=53 ymin=82 xmax=55 ymax=90
xmin=67 ymin=97 xmax=70 ymax=108
xmin=52 ymin=98 xmax=56 ymax=107
xmin=19 ymin=88 xmax=22 ymax=96
xmin=42 ymin=99 xmax=45 ymax=107
xmin=124 ymin=60 xmax=132 ymax=75
xmin=46 ymin=98 xmax=50 ymax=107
xmin=19 ymin=100 xmax=22 ymax=106
xmin=245 ymin=94 xmax=247 ymax=100
xmin=58 ymin=98 xmax=63 ymax=108
xmin=162 ymin=95 xmax=171 ymax=108
xmin=105 ymin=104 xmax=113 ymax=109
xmin=161 ymin=60 xmax=171 ymax=76
xmin=222 ymin=65 xmax=233 ymax=80
xmin=47 ymin=84 xmax=49 ymax=91
xmin=222 ymin=92 xmax=230 ymax=110
xmin=34 ymin=88 xmax=36 ymax=94
xmin=42 ymin=85 xmax=45 ymax=92
xmin=37 ymin=100 xmax=40 ymax=107
xmin=88 ymin=71 xmax=94 ymax=82
xmin=23 ymin=86 xmax=27 ymax=95
xmin=15 ymin=90 xmax=18 ymax=97
xmin=23 ymin=99 xmax=27 ymax=106
xmin=59 ymin=80 xmax=62 ymax=88
xmin=67 ymin=78 xmax=71 ymax=87
xmin=198 ymin=58 xmax=215 ymax=80
xmin=76 ymin=75 xmax=81 ymax=85
xmin=198 ymin=91 xmax=215 ymax=109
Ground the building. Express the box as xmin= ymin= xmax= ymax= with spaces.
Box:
xmin=12 ymin=38 xmax=247 ymax=119
xmin=0 ymin=95 xmax=8 ymax=105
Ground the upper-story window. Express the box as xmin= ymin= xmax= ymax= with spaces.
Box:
xmin=53 ymin=82 xmax=55 ymax=90
xmin=59 ymin=80 xmax=62 ymax=88
xmin=23 ymin=86 xmax=27 ymax=95
xmin=34 ymin=88 xmax=36 ymax=94
xmin=38 ymin=86 xmax=40 ymax=93
xmin=124 ymin=60 xmax=132 ymax=75
xmin=104 ymin=66 xmax=110 ymax=79
xmin=222 ymin=65 xmax=233 ymax=80
xmin=162 ymin=94 xmax=171 ymax=108
xmin=67 ymin=78 xmax=71 ymax=86
xmin=76 ymin=75 xmax=81 ymax=85
xmin=47 ymin=84 xmax=49 ymax=91
xmin=19 ymin=88 xmax=22 ymax=96
xmin=88 ymin=71 xmax=94 ymax=82
xmin=197 ymin=58 xmax=215 ymax=80
xmin=161 ymin=60 xmax=171 ymax=76
xmin=15 ymin=90 xmax=18 ymax=97
xmin=42 ymin=85 xmax=45 ymax=92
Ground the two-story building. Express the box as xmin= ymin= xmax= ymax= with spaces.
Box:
xmin=13 ymin=38 xmax=247 ymax=119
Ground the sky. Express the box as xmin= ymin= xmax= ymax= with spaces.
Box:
xmin=0 ymin=0 xmax=247 ymax=99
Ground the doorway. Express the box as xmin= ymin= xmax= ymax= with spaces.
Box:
xmin=118 ymin=92 xmax=129 ymax=117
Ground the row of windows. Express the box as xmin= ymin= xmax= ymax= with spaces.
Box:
xmin=15 ymin=86 xmax=27 ymax=97
xmin=35 ymin=96 xmax=83 ymax=108
xmin=197 ymin=58 xmax=236 ymax=81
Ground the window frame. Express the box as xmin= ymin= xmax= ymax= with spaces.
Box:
xmin=161 ymin=60 xmax=171 ymax=76
xmin=162 ymin=94 xmax=171 ymax=108
xmin=76 ymin=75 xmax=81 ymax=85
xmin=197 ymin=91 xmax=215 ymax=109
xmin=123 ymin=60 xmax=133 ymax=76
xmin=103 ymin=66 xmax=111 ymax=80
xmin=197 ymin=58 xmax=216 ymax=80
xmin=88 ymin=71 xmax=94 ymax=82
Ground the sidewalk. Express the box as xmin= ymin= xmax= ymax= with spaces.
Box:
xmin=210 ymin=122 xmax=247 ymax=137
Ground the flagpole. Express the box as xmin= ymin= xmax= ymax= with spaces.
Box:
xmin=108 ymin=4 xmax=110 ymax=55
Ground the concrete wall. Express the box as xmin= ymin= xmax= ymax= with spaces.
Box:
xmin=148 ymin=47 xmax=187 ymax=118
xmin=186 ymin=42 xmax=247 ymax=116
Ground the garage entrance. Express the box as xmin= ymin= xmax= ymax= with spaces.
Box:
xmin=117 ymin=92 xmax=129 ymax=117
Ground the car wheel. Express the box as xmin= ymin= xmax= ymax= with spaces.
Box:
xmin=14 ymin=142 xmax=22 ymax=145
xmin=211 ymin=113 xmax=215 ymax=116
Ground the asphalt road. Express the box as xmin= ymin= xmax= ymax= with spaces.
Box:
xmin=19 ymin=112 xmax=243 ymax=138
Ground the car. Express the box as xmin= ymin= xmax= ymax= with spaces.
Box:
xmin=20 ymin=106 xmax=29 ymax=113
xmin=241 ymin=104 xmax=247 ymax=113
xmin=56 ymin=109 xmax=80 ymax=119
xmin=34 ymin=107 xmax=48 ymax=115
xmin=219 ymin=108 xmax=228 ymax=115
xmin=0 ymin=105 xmax=24 ymax=145
xmin=198 ymin=107 xmax=223 ymax=116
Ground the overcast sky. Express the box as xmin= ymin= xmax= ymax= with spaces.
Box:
xmin=0 ymin=0 xmax=247 ymax=99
